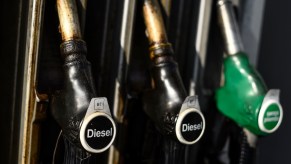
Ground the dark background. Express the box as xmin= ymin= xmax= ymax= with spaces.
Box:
xmin=0 ymin=0 xmax=290 ymax=164
xmin=256 ymin=0 xmax=291 ymax=163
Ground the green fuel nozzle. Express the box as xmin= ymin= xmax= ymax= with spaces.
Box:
xmin=216 ymin=53 xmax=283 ymax=135
xmin=216 ymin=0 xmax=283 ymax=135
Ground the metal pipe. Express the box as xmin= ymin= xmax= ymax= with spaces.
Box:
xmin=160 ymin=0 xmax=172 ymax=17
xmin=57 ymin=0 xmax=82 ymax=41
xmin=108 ymin=0 xmax=137 ymax=163
xmin=143 ymin=0 xmax=173 ymax=60
xmin=76 ymin=0 xmax=87 ymax=36
xmin=18 ymin=0 xmax=47 ymax=163
xmin=217 ymin=0 xmax=244 ymax=55
xmin=143 ymin=0 xmax=168 ymax=45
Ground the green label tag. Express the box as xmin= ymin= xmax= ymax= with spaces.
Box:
xmin=263 ymin=103 xmax=281 ymax=130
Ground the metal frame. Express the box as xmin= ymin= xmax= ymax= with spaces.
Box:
xmin=18 ymin=0 xmax=47 ymax=163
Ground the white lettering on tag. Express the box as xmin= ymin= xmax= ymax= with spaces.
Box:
xmin=182 ymin=122 xmax=203 ymax=132
xmin=87 ymin=128 xmax=113 ymax=138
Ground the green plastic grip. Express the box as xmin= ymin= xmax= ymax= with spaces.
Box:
xmin=216 ymin=53 xmax=283 ymax=135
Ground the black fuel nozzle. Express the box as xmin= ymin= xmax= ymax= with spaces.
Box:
xmin=50 ymin=40 xmax=116 ymax=154
xmin=143 ymin=56 xmax=205 ymax=144
xmin=142 ymin=0 xmax=205 ymax=145
xmin=51 ymin=0 xmax=116 ymax=156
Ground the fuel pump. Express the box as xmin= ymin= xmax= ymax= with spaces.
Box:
xmin=51 ymin=0 xmax=116 ymax=163
xmin=142 ymin=0 xmax=205 ymax=163
xmin=215 ymin=0 xmax=283 ymax=163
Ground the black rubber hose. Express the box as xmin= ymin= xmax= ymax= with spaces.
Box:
xmin=63 ymin=137 xmax=91 ymax=164
xmin=162 ymin=138 xmax=186 ymax=164
xmin=238 ymin=131 xmax=256 ymax=164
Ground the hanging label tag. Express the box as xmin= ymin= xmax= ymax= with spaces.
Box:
xmin=175 ymin=96 xmax=205 ymax=145
xmin=80 ymin=97 xmax=116 ymax=153
xmin=258 ymin=89 xmax=283 ymax=133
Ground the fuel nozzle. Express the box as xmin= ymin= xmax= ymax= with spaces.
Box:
xmin=216 ymin=0 xmax=283 ymax=135
xmin=142 ymin=0 xmax=205 ymax=144
xmin=51 ymin=0 xmax=116 ymax=154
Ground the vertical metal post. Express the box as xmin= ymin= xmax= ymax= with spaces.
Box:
xmin=76 ymin=0 xmax=87 ymax=35
xmin=18 ymin=0 xmax=47 ymax=163
xmin=108 ymin=0 xmax=136 ymax=163
xmin=189 ymin=0 xmax=213 ymax=95
xmin=161 ymin=0 xmax=172 ymax=17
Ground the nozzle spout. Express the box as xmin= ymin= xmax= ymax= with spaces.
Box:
xmin=57 ymin=0 xmax=82 ymax=41
xmin=143 ymin=0 xmax=168 ymax=45
xmin=217 ymin=0 xmax=244 ymax=55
